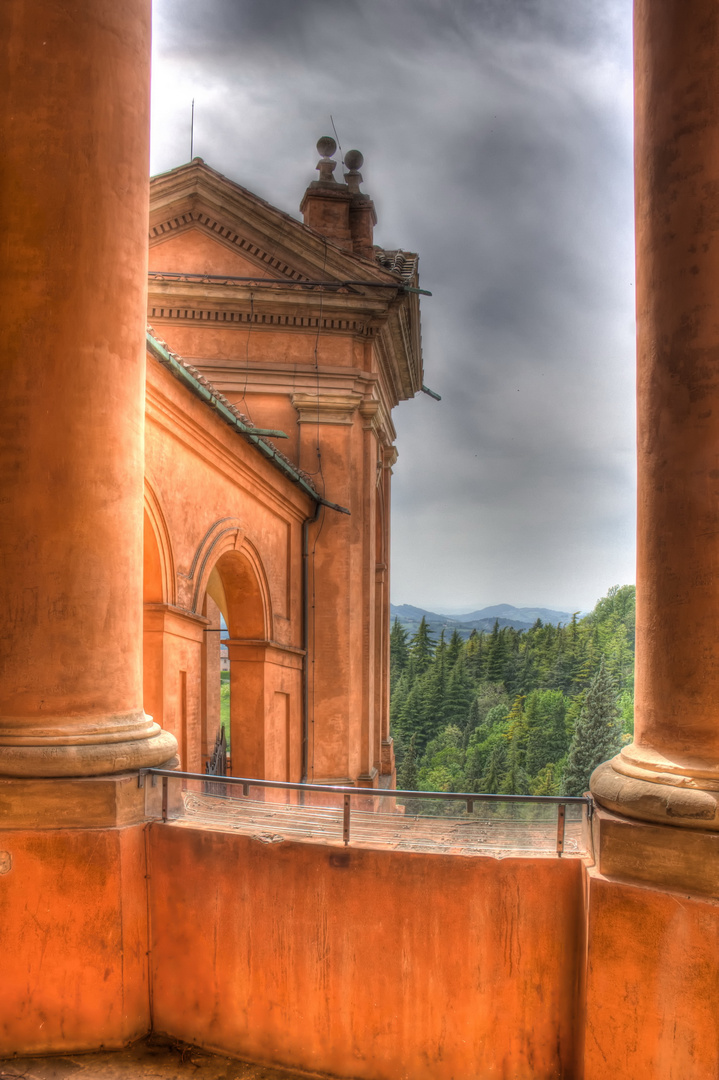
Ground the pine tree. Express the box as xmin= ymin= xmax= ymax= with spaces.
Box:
xmin=524 ymin=689 xmax=569 ymax=777
xmin=500 ymin=695 xmax=529 ymax=795
xmin=445 ymin=629 xmax=464 ymax=671
xmin=531 ymin=761 xmax=560 ymax=796
xmin=563 ymin=659 xmax=623 ymax=796
xmin=479 ymin=734 xmax=508 ymax=794
xmin=407 ymin=616 xmax=436 ymax=678
xmin=397 ymin=734 xmax=419 ymax=790
xmin=442 ymin=654 xmax=475 ymax=729
xmin=389 ymin=618 xmax=410 ymax=693
xmin=485 ymin=621 xmax=506 ymax=682
xmin=417 ymin=725 xmax=465 ymax=793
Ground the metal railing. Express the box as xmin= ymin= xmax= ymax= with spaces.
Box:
xmin=138 ymin=768 xmax=592 ymax=856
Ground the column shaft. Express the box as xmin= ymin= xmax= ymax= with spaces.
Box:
xmin=593 ymin=0 xmax=719 ymax=823
xmin=0 ymin=0 xmax=176 ymax=774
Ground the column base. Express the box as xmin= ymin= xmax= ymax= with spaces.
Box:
xmin=0 ymin=713 xmax=178 ymax=778
xmin=0 ymin=767 xmax=178 ymax=829
xmin=589 ymin=797 xmax=719 ymax=895
xmin=591 ymin=757 xmax=719 ymax=830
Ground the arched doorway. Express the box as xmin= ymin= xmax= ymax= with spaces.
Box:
xmin=203 ymin=547 xmax=270 ymax=781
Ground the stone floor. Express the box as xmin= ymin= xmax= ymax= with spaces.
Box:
xmin=0 ymin=1038 xmax=324 ymax=1080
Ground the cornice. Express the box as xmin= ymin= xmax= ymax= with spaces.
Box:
xmin=148 ymin=160 xmax=424 ymax=410
xmin=147 ymin=298 xmax=379 ymax=338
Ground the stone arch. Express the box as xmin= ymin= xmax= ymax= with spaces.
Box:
xmin=195 ymin=529 xmax=274 ymax=780
xmin=191 ymin=527 xmax=272 ymax=640
xmin=143 ymin=479 xmax=176 ymax=605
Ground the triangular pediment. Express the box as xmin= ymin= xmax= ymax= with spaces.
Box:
xmin=148 ymin=219 xmax=294 ymax=281
xmin=149 ymin=159 xmax=402 ymax=289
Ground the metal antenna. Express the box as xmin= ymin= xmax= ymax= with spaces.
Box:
xmin=330 ymin=114 xmax=343 ymax=164
xmin=190 ymin=99 xmax=195 ymax=160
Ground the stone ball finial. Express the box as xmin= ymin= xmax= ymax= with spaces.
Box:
xmin=317 ymin=136 xmax=337 ymax=158
xmin=316 ymin=136 xmax=338 ymax=182
xmin=344 ymin=149 xmax=364 ymax=194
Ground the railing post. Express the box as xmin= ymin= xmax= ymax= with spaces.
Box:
xmin=466 ymin=798 xmax=474 ymax=815
xmin=343 ymin=793 xmax=351 ymax=845
xmin=556 ymin=803 xmax=566 ymax=856
xmin=162 ymin=774 xmax=168 ymax=823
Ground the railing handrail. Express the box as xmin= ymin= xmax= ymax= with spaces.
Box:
xmin=139 ymin=768 xmax=591 ymax=855
xmin=138 ymin=767 xmax=591 ymax=806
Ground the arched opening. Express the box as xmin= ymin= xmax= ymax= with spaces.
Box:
xmin=201 ymin=547 xmax=272 ymax=780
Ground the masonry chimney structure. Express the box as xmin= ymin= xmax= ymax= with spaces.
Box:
xmin=0 ymin=0 xmax=176 ymax=777
xmin=300 ymin=137 xmax=376 ymax=257
xmin=591 ymin=0 xmax=719 ymax=831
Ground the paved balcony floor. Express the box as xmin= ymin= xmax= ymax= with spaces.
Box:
xmin=0 ymin=1038 xmax=324 ymax=1080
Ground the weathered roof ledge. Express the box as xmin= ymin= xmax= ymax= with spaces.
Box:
xmin=146 ymin=328 xmax=349 ymax=515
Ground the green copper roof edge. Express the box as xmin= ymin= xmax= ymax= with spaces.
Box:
xmin=146 ymin=331 xmax=349 ymax=514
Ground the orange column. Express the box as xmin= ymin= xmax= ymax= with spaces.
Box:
xmin=592 ymin=0 xmax=719 ymax=826
xmin=0 ymin=0 xmax=176 ymax=775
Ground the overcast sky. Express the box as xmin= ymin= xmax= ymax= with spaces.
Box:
xmin=150 ymin=0 xmax=636 ymax=615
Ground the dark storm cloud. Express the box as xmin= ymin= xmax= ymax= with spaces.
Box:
xmin=158 ymin=0 xmax=622 ymax=58
xmin=151 ymin=0 xmax=635 ymax=610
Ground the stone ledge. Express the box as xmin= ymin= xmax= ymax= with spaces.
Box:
xmin=590 ymin=801 xmax=719 ymax=896
xmin=0 ymin=767 xmax=178 ymax=829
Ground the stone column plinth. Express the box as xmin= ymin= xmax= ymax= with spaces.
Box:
xmin=592 ymin=0 xmax=719 ymax=828
xmin=0 ymin=0 xmax=176 ymax=776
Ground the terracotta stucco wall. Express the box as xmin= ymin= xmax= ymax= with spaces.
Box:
xmin=0 ymin=823 xmax=149 ymax=1055
xmin=583 ymin=869 xmax=719 ymax=1080
xmin=148 ymin=825 xmax=585 ymax=1080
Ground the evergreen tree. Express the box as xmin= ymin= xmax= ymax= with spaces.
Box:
xmin=442 ymin=654 xmax=475 ymax=729
xmin=417 ymin=725 xmax=465 ymax=793
xmin=389 ymin=585 xmax=636 ymax=800
xmin=466 ymin=629 xmax=484 ymax=681
xmin=479 ymin=734 xmax=508 ymax=794
xmin=563 ymin=659 xmax=623 ymax=796
xmin=500 ymin=695 xmax=529 ymax=794
xmin=389 ymin=618 xmax=410 ymax=693
xmin=530 ymin=761 xmax=561 ymax=796
xmin=485 ymin=621 xmax=507 ymax=682
xmin=524 ymin=689 xmax=569 ymax=777
xmin=397 ymin=734 xmax=419 ymax=790
xmin=445 ymin=629 xmax=464 ymax=671
xmin=407 ymin=616 xmax=436 ymax=677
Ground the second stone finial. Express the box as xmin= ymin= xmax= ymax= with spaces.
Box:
xmin=316 ymin=136 xmax=337 ymax=183
xmin=344 ymin=149 xmax=364 ymax=194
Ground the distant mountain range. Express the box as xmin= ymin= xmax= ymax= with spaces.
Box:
xmin=389 ymin=602 xmax=576 ymax=639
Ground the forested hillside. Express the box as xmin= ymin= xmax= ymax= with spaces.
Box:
xmin=390 ymin=585 xmax=635 ymax=797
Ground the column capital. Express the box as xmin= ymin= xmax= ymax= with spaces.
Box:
xmin=143 ymin=602 xmax=209 ymax=642
xmin=225 ymin=638 xmax=305 ymax=670
xmin=291 ymin=392 xmax=361 ymax=425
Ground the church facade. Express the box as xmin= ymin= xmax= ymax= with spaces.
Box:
xmin=141 ymin=151 xmax=423 ymax=786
